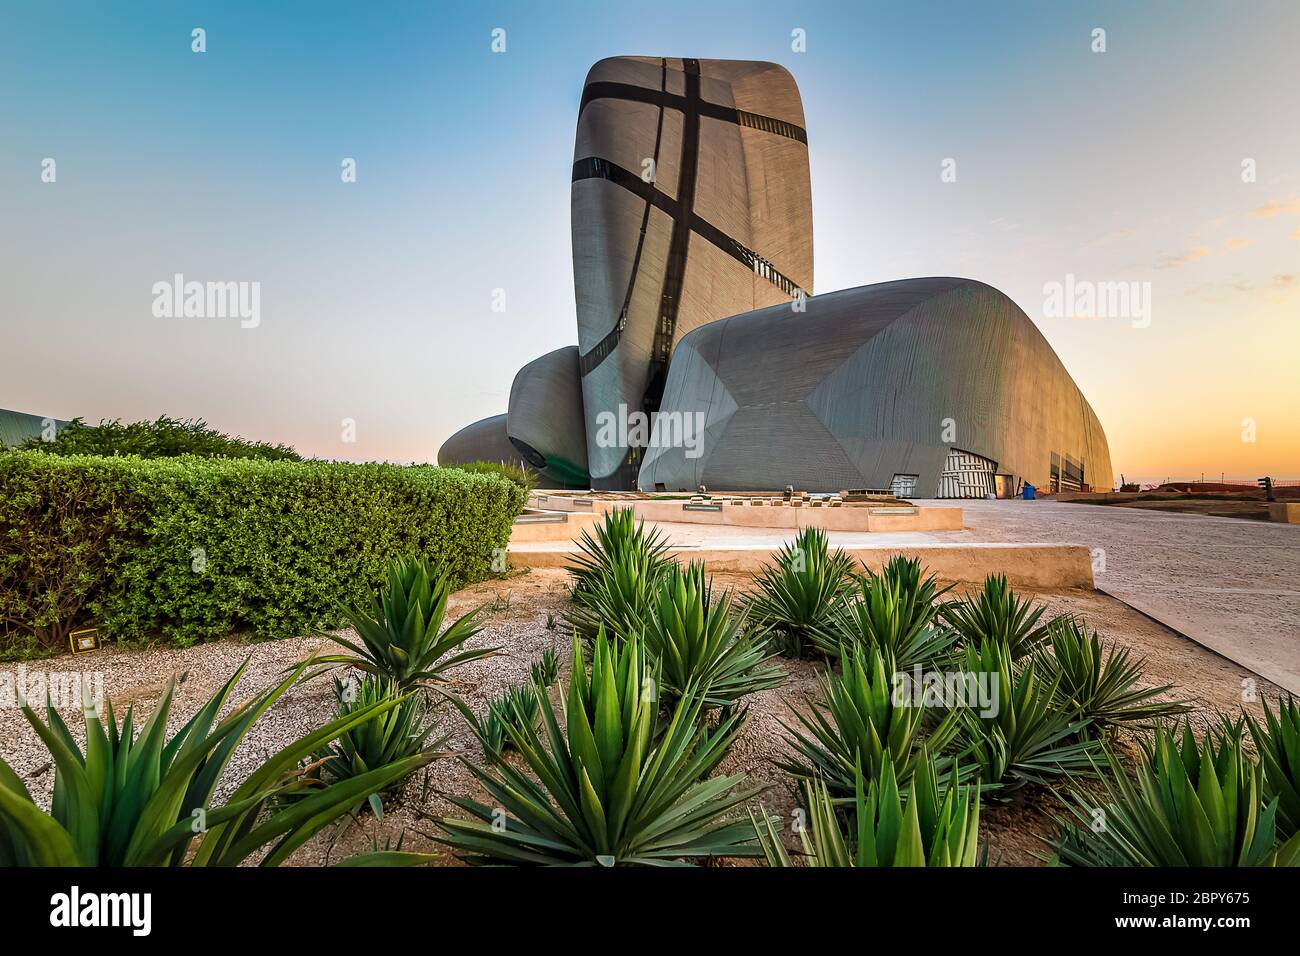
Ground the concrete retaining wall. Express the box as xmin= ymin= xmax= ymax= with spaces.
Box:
xmin=1269 ymin=502 xmax=1300 ymax=524
xmin=511 ymin=542 xmax=1093 ymax=589
xmin=509 ymin=511 xmax=601 ymax=543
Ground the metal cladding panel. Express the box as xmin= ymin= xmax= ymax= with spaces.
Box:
xmin=0 ymin=408 xmax=65 ymax=448
xmin=703 ymin=401 xmax=864 ymax=491
xmin=436 ymin=414 xmax=525 ymax=469
xmin=506 ymin=346 xmax=590 ymax=488
xmin=572 ymin=56 xmax=813 ymax=487
xmin=638 ymin=278 xmax=1113 ymax=493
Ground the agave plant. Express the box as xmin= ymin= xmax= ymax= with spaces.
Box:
xmin=565 ymin=508 xmax=673 ymax=642
xmin=477 ymin=682 xmax=543 ymax=757
xmin=754 ymin=749 xmax=981 ymax=867
xmin=954 ymin=639 xmax=1103 ymax=792
xmin=438 ymin=630 xmax=763 ymax=865
xmin=1037 ymin=616 xmax=1189 ymax=731
xmin=813 ymin=559 xmax=958 ymax=672
xmin=645 ymin=562 xmax=785 ymax=707
xmin=317 ymin=556 xmax=493 ymax=690
xmin=877 ymin=554 xmax=952 ymax=610
xmin=565 ymin=550 xmax=661 ymax=643
xmin=566 ymin=506 xmax=672 ymax=594
xmin=746 ymin=527 xmax=856 ymax=657
xmin=942 ymin=574 xmax=1054 ymax=660
xmin=0 ymin=659 xmax=435 ymax=867
xmin=779 ymin=642 xmax=961 ymax=796
xmin=1246 ymin=696 xmax=1300 ymax=838
xmin=1051 ymin=721 xmax=1300 ymax=867
xmin=337 ymin=824 xmax=439 ymax=867
xmin=311 ymin=674 xmax=446 ymax=798
xmin=530 ymin=647 xmax=560 ymax=688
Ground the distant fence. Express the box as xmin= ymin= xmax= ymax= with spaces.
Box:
xmin=1131 ymin=478 xmax=1300 ymax=493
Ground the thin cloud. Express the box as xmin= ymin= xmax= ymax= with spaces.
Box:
xmin=1157 ymin=245 xmax=1211 ymax=269
xmin=1224 ymin=238 xmax=1252 ymax=251
xmin=1220 ymin=274 xmax=1295 ymax=295
xmin=1249 ymin=197 xmax=1300 ymax=219
xmin=1083 ymin=227 xmax=1138 ymax=250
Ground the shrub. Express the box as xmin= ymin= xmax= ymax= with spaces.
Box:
xmin=813 ymin=558 xmax=958 ymax=672
xmin=746 ymin=527 xmax=856 ymax=657
xmin=0 ymin=452 xmax=525 ymax=654
xmin=316 ymin=557 xmax=492 ymax=691
xmin=645 ymin=562 xmax=785 ymax=707
xmin=438 ymin=630 xmax=764 ymax=865
xmin=779 ymin=642 xmax=961 ymax=796
xmin=0 ymin=453 xmax=151 ymax=651
xmin=18 ymin=415 xmax=301 ymax=461
xmin=1051 ymin=721 xmax=1300 ymax=867
xmin=1246 ymin=696 xmax=1300 ymax=838
xmin=954 ymin=640 xmax=1103 ymax=792
xmin=941 ymin=574 xmax=1054 ymax=660
xmin=1036 ymin=617 xmax=1189 ymax=731
xmin=0 ymin=658 xmax=435 ymax=866
xmin=450 ymin=459 xmax=537 ymax=495
xmin=754 ymin=749 xmax=982 ymax=867
xmin=565 ymin=507 xmax=672 ymax=642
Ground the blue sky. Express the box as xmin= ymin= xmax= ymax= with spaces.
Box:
xmin=2 ymin=1 xmax=1298 ymax=481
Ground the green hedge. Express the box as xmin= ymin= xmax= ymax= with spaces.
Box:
xmin=18 ymin=415 xmax=302 ymax=461
xmin=449 ymin=459 xmax=537 ymax=495
xmin=0 ymin=452 xmax=525 ymax=654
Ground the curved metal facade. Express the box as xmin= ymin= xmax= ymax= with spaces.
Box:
xmin=0 ymin=408 xmax=66 ymax=448
xmin=637 ymin=278 xmax=1113 ymax=495
xmin=436 ymin=414 xmax=525 ymax=470
xmin=572 ymin=56 xmax=813 ymax=487
xmin=506 ymin=346 xmax=590 ymax=488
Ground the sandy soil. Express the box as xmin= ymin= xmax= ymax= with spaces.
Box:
xmin=0 ymin=567 xmax=1287 ymax=867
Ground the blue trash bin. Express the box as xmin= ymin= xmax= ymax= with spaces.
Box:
xmin=1022 ymin=484 xmax=1036 ymax=500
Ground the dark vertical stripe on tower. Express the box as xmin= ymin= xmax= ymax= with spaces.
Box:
xmin=577 ymin=62 xmax=667 ymax=379
xmin=616 ymin=60 xmax=666 ymax=363
xmin=644 ymin=58 xmax=700 ymax=418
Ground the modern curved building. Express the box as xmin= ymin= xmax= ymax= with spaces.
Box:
xmin=437 ymin=413 xmax=523 ymax=471
xmin=438 ymin=56 xmax=1114 ymax=497
xmin=572 ymin=56 xmax=814 ymax=487
xmin=505 ymin=346 xmax=589 ymax=488
xmin=638 ymin=278 xmax=1112 ymax=496
xmin=438 ymin=347 xmax=591 ymax=488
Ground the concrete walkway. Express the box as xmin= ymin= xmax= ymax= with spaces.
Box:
xmin=945 ymin=498 xmax=1300 ymax=694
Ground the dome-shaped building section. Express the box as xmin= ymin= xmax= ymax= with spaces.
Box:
xmin=638 ymin=277 xmax=1112 ymax=497
xmin=505 ymin=346 xmax=590 ymax=489
xmin=436 ymin=414 xmax=525 ymax=471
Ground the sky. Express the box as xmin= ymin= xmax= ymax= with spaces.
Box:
xmin=2 ymin=0 xmax=1298 ymax=484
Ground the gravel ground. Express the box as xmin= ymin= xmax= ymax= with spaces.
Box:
xmin=0 ymin=566 xmax=1287 ymax=867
